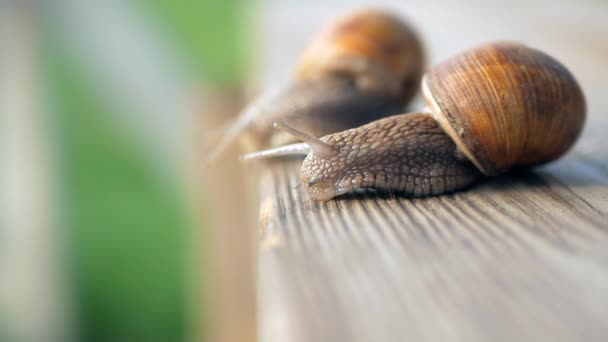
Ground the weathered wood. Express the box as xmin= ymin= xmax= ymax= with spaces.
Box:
xmin=257 ymin=155 xmax=608 ymax=341
xmin=256 ymin=1 xmax=608 ymax=341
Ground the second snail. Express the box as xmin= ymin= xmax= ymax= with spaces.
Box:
xmin=244 ymin=42 xmax=586 ymax=201
xmin=207 ymin=9 xmax=424 ymax=162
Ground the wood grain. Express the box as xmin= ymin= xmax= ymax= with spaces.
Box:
xmin=255 ymin=1 xmax=608 ymax=341
xmin=257 ymin=154 xmax=608 ymax=341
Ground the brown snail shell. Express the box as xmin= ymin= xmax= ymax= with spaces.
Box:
xmin=422 ymin=41 xmax=586 ymax=175
xmin=295 ymin=8 xmax=424 ymax=105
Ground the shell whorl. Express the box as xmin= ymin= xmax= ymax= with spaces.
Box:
xmin=423 ymin=41 xmax=586 ymax=175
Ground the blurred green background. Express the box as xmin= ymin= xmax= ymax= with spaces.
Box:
xmin=39 ymin=1 xmax=248 ymax=341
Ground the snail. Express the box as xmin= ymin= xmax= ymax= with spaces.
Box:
xmin=243 ymin=42 xmax=587 ymax=201
xmin=206 ymin=8 xmax=424 ymax=162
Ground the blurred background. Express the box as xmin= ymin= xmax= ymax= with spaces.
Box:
xmin=1 ymin=1 xmax=255 ymax=342
xmin=1 ymin=0 xmax=607 ymax=342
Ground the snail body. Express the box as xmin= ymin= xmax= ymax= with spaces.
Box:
xmin=207 ymin=9 xmax=424 ymax=162
xmin=300 ymin=113 xmax=481 ymax=200
xmin=244 ymin=42 xmax=586 ymax=201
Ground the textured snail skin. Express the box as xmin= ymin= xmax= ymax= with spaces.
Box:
xmin=301 ymin=114 xmax=481 ymax=201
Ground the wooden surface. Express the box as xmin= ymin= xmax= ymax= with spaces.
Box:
xmin=255 ymin=1 xmax=608 ymax=341
xmin=194 ymin=88 xmax=258 ymax=342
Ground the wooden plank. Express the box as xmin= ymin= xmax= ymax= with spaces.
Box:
xmin=190 ymin=88 xmax=258 ymax=342
xmin=255 ymin=1 xmax=608 ymax=341
xmin=258 ymin=157 xmax=608 ymax=341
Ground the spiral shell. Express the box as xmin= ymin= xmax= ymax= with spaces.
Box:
xmin=422 ymin=42 xmax=586 ymax=175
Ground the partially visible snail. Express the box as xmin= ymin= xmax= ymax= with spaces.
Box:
xmin=243 ymin=42 xmax=586 ymax=201
xmin=207 ymin=8 xmax=424 ymax=162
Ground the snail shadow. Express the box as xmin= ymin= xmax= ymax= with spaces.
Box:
xmin=487 ymin=159 xmax=608 ymax=190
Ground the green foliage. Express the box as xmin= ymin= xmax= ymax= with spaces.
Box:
xmin=38 ymin=2 xmax=249 ymax=340
xmin=43 ymin=39 xmax=187 ymax=342
xmin=143 ymin=0 xmax=249 ymax=84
